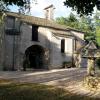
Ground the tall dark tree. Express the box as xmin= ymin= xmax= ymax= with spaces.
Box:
xmin=79 ymin=16 xmax=96 ymax=42
xmin=0 ymin=1 xmax=9 ymax=12
xmin=64 ymin=0 xmax=100 ymax=15
xmin=0 ymin=0 xmax=27 ymax=7
xmin=0 ymin=0 xmax=37 ymax=12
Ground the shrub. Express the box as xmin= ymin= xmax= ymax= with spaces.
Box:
xmin=83 ymin=75 xmax=99 ymax=90
xmin=96 ymin=58 xmax=100 ymax=69
xmin=62 ymin=61 xmax=72 ymax=68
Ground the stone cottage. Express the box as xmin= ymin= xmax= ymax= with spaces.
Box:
xmin=0 ymin=5 xmax=85 ymax=70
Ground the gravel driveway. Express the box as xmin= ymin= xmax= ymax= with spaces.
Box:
xmin=0 ymin=68 xmax=86 ymax=84
xmin=1 ymin=68 xmax=100 ymax=98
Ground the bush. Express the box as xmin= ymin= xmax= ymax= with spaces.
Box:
xmin=62 ymin=61 xmax=72 ymax=68
xmin=96 ymin=58 xmax=100 ymax=69
xmin=83 ymin=75 xmax=99 ymax=90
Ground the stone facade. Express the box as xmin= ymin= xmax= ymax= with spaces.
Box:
xmin=0 ymin=12 xmax=85 ymax=70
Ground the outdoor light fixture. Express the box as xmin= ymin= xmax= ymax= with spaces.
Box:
xmin=96 ymin=0 xmax=100 ymax=10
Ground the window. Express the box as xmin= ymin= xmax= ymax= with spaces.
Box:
xmin=5 ymin=16 xmax=20 ymax=35
xmin=32 ymin=25 xmax=38 ymax=41
xmin=61 ymin=39 xmax=65 ymax=53
xmin=6 ymin=16 xmax=15 ymax=29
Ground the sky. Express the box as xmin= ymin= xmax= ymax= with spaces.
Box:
xmin=9 ymin=0 xmax=77 ymax=19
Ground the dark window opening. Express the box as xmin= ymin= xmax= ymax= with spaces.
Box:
xmin=32 ymin=25 xmax=38 ymax=41
xmin=61 ymin=39 xmax=65 ymax=53
xmin=6 ymin=16 xmax=15 ymax=29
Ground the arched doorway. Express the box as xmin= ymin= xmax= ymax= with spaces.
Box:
xmin=24 ymin=45 xmax=48 ymax=69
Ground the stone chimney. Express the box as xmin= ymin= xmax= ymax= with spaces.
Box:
xmin=44 ymin=4 xmax=55 ymax=20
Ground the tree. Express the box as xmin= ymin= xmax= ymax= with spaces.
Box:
xmin=56 ymin=13 xmax=79 ymax=29
xmin=56 ymin=13 xmax=97 ymax=44
xmin=94 ymin=11 xmax=100 ymax=47
xmin=0 ymin=1 xmax=9 ymax=12
xmin=0 ymin=0 xmax=26 ymax=7
xmin=56 ymin=17 xmax=67 ymax=25
xmin=66 ymin=13 xmax=79 ymax=28
xmin=64 ymin=0 xmax=100 ymax=16
xmin=0 ymin=0 xmax=37 ymax=12
xmin=79 ymin=16 xmax=96 ymax=42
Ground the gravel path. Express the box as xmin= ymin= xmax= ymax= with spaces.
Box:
xmin=0 ymin=68 xmax=86 ymax=84
xmin=0 ymin=68 xmax=100 ymax=98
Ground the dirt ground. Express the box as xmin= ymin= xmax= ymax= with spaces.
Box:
xmin=0 ymin=68 xmax=100 ymax=98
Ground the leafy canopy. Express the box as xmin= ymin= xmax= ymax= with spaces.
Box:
xmin=0 ymin=0 xmax=27 ymax=6
xmin=64 ymin=0 xmax=100 ymax=15
xmin=56 ymin=13 xmax=79 ymax=29
xmin=56 ymin=13 xmax=99 ymax=46
xmin=0 ymin=0 xmax=36 ymax=12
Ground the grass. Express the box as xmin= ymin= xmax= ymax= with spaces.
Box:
xmin=0 ymin=79 xmax=99 ymax=100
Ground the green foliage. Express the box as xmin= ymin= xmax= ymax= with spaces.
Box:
xmin=62 ymin=61 xmax=72 ymax=68
xmin=0 ymin=0 xmax=99 ymax=16
xmin=0 ymin=0 xmax=26 ymax=6
xmin=0 ymin=0 xmax=37 ymax=13
xmin=83 ymin=76 xmax=99 ymax=90
xmin=0 ymin=1 xmax=9 ymax=11
xmin=96 ymin=27 xmax=100 ymax=47
xmin=79 ymin=16 xmax=96 ymax=43
xmin=64 ymin=0 xmax=98 ymax=16
xmin=66 ymin=13 xmax=79 ymax=28
xmin=56 ymin=13 xmax=79 ymax=29
xmin=56 ymin=13 xmax=96 ymax=43
xmin=96 ymin=58 xmax=100 ymax=69
xmin=56 ymin=17 xmax=67 ymax=25
xmin=94 ymin=12 xmax=100 ymax=47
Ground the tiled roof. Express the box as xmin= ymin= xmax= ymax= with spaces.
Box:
xmin=5 ymin=12 xmax=85 ymax=36
xmin=5 ymin=12 xmax=69 ymax=31
xmin=6 ymin=12 xmax=84 ymax=33
xmin=84 ymin=41 xmax=97 ymax=50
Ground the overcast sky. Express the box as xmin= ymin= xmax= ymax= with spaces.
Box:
xmin=9 ymin=0 xmax=77 ymax=19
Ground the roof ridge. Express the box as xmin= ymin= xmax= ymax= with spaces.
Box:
xmin=5 ymin=11 xmax=85 ymax=33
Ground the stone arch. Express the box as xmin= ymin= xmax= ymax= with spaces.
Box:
xmin=23 ymin=45 xmax=49 ymax=70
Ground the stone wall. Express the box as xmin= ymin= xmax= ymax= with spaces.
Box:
xmin=2 ymin=18 xmax=85 ymax=70
xmin=19 ymin=24 xmax=51 ymax=69
xmin=50 ymin=33 xmax=74 ymax=68
xmin=19 ymin=24 xmax=74 ymax=69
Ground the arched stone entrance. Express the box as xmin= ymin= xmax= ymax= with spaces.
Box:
xmin=23 ymin=45 xmax=49 ymax=70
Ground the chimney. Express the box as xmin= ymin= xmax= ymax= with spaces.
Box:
xmin=44 ymin=4 xmax=55 ymax=20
